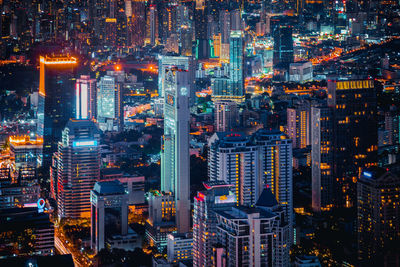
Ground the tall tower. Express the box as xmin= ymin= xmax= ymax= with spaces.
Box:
xmin=287 ymin=100 xmax=311 ymax=149
xmin=214 ymin=100 xmax=238 ymax=132
xmin=161 ymin=67 xmax=190 ymax=233
xmin=229 ymin=30 xmax=244 ymax=102
xmin=254 ymin=129 xmax=293 ymax=243
xmin=38 ymin=55 xmax=78 ymax=168
xmin=76 ymin=75 xmax=97 ymax=120
xmin=56 ymin=119 xmax=101 ymax=218
xmin=311 ymin=105 xmax=334 ymax=212
xmin=273 ymin=25 xmax=294 ymax=68
xmin=357 ymin=167 xmax=400 ymax=265
xmin=208 ymin=132 xmax=260 ymax=206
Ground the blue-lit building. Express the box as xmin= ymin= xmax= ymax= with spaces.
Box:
xmin=56 ymin=119 xmax=101 ymax=218
xmin=229 ymin=30 xmax=244 ymax=102
xmin=97 ymin=75 xmax=123 ymax=131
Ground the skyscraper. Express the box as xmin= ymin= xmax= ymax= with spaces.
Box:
xmin=229 ymin=30 xmax=244 ymax=102
xmin=327 ymin=79 xmax=377 ymax=207
xmin=357 ymin=166 xmax=400 ymax=265
xmin=273 ymin=25 xmax=294 ymax=68
xmin=158 ymin=56 xmax=195 ymax=103
xmin=254 ymin=129 xmax=293 ymax=242
xmin=208 ymin=132 xmax=260 ymax=206
xmin=214 ymin=100 xmax=239 ymax=132
xmin=75 ymin=75 xmax=97 ymax=120
xmin=161 ymin=67 xmax=190 ymax=233
xmin=287 ymin=100 xmax=311 ymax=149
xmin=215 ymin=188 xmax=290 ymax=267
xmin=38 ymin=55 xmax=78 ymax=167
xmin=311 ymin=105 xmax=334 ymax=212
xmin=56 ymin=119 xmax=101 ymax=218
xmin=97 ymin=75 xmax=123 ymax=131
xmin=193 ymin=181 xmax=236 ymax=267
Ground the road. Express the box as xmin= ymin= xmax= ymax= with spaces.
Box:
xmin=54 ymin=235 xmax=84 ymax=267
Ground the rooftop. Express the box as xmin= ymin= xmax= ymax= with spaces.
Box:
xmin=93 ymin=180 xmax=126 ymax=196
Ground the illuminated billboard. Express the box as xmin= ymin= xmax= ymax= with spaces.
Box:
xmin=73 ymin=140 xmax=98 ymax=147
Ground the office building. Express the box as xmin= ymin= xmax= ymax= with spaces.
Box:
xmin=273 ymin=25 xmax=294 ymax=69
xmin=91 ymin=180 xmax=140 ymax=253
xmin=289 ymin=61 xmax=313 ymax=83
xmin=215 ymin=188 xmax=290 ymax=267
xmin=167 ymin=233 xmax=193 ymax=263
xmin=384 ymin=107 xmax=400 ymax=146
xmin=75 ymin=75 xmax=97 ymax=120
xmin=148 ymin=4 xmax=158 ymax=45
xmin=228 ymin=30 xmax=244 ymax=102
xmin=311 ymin=105 xmax=334 ymax=212
xmin=97 ymin=75 xmax=123 ymax=131
xmin=193 ymin=181 xmax=236 ymax=267
xmin=253 ymin=129 xmax=293 ymax=242
xmin=214 ymin=100 xmax=238 ymax=132
xmin=357 ymin=166 xmax=400 ymax=265
xmin=0 ymin=175 xmax=40 ymax=209
xmin=327 ymin=79 xmax=378 ymax=207
xmin=287 ymin=101 xmax=311 ymax=149
xmin=9 ymin=135 xmax=42 ymax=177
xmin=0 ymin=208 xmax=54 ymax=255
xmin=161 ymin=67 xmax=190 ymax=233
xmin=208 ymin=132 xmax=260 ymax=206
xmin=37 ymin=55 xmax=78 ymax=167
xmin=56 ymin=119 xmax=101 ymax=218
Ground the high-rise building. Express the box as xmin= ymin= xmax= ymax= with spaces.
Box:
xmin=273 ymin=25 xmax=294 ymax=68
xmin=193 ymin=181 xmax=236 ymax=267
xmin=9 ymin=135 xmax=42 ymax=175
xmin=208 ymin=132 xmax=260 ymax=206
xmin=148 ymin=4 xmax=158 ymax=45
xmin=97 ymin=75 xmax=123 ymax=131
xmin=287 ymin=100 xmax=311 ymax=149
xmin=253 ymin=129 xmax=293 ymax=242
xmin=214 ymin=100 xmax=239 ymax=132
xmin=75 ymin=75 xmax=97 ymax=120
xmin=127 ymin=0 xmax=146 ymax=47
xmin=215 ymin=188 xmax=290 ymax=267
xmin=385 ymin=106 xmax=400 ymax=146
xmin=327 ymin=79 xmax=377 ymax=207
xmin=56 ymin=119 xmax=101 ymax=218
xmin=38 ymin=55 xmax=78 ymax=167
xmin=312 ymin=79 xmax=378 ymax=209
xmin=230 ymin=9 xmax=242 ymax=31
xmin=91 ymin=180 xmax=139 ymax=253
xmin=158 ymin=55 xmax=195 ymax=104
xmin=228 ymin=30 xmax=244 ymax=102
xmin=194 ymin=0 xmax=208 ymax=59
xmin=357 ymin=166 xmax=400 ymax=265
xmin=311 ymin=105 xmax=334 ymax=212
xmin=161 ymin=67 xmax=190 ymax=233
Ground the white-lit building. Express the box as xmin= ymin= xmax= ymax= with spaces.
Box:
xmin=161 ymin=67 xmax=191 ymax=233
xmin=76 ymin=75 xmax=97 ymax=120
xmin=56 ymin=119 xmax=101 ymax=218
xmin=208 ymin=132 xmax=260 ymax=206
xmin=214 ymin=100 xmax=238 ymax=132
xmin=289 ymin=61 xmax=313 ymax=83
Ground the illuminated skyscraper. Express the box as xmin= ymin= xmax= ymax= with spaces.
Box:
xmin=273 ymin=25 xmax=294 ymax=68
xmin=327 ymin=79 xmax=377 ymax=208
xmin=161 ymin=67 xmax=190 ymax=233
xmin=208 ymin=132 xmax=260 ymax=206
xmin=311 ymin=105 xmax=334 ymax=212
xmin=357 ymin=166 xmax=400 ymax=265
xmin=214 ymin=100 xmax=238 ymax=132
xmin=254 ymin=129 xmax=293 ymax=243
xmin=97 ymin=75 xmax=123 ymax=131
xmin=287 ymin=100 xmax=311 ymax=149
xmin=193 ymin=181 xmax=236 ymax=267
xmin=38 ymin=55 xmax=78 ymax=167
xmin=76 ymin=75 xmax=97 ymax=120
xmin=56 ymin=119 xmax=101 ymax=218
xmin=229 ymin=30 xmax=244 ymax=102
xmin=158 ymin=56 xmax=195 ymax=103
